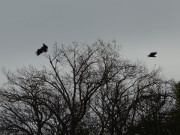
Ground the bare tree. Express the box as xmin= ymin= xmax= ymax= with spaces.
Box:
xmin=91 ymin=63 xmax=173 ymax=135
xmin=0 ymin=67 xmax=52 ymax=135
xmin=0 ymin=40 xmax=121 ymax=134
xmin=0 ymin=40 xmax=174 ymax=135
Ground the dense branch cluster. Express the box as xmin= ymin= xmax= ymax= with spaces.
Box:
xmin=0 ymin=40 xmax=176 ymax=135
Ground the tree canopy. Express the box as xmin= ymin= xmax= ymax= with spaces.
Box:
xmin=0 ymin=40 xmax=177 ymax=135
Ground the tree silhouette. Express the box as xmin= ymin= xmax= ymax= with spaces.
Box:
xmin=165 ymin=82 xmax=180 ymax=134
xmin=0 ymin=40 xmax=174 ymax=135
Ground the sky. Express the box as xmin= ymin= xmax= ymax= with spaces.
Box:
xmin=0 ymin=0 xmax=180 ymax=85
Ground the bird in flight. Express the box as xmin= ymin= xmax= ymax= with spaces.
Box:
xmin=148 ymin=52 xmax=157 ymax=57
xmin=36 ymin=44 xmax=48 ymax=56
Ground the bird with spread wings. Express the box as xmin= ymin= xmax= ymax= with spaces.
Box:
xmin=148 ymin=52 xmax=157 ymax=57
xmin=36 ymin=44 xmax=48 ymax=56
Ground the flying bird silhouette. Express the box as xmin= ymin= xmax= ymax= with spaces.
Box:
xmin=36 ymin=44 xmax=48 ymax=56
xmin=148 ymin=52 xmax=157 ymax=57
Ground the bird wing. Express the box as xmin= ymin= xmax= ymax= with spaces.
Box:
xmin=151 ymin=52 xmax=157 ymax=55
xmin=36 ymin=49 xmax=43 ymax=55
xmin=42 ymin=44 xmax=48 ymax=52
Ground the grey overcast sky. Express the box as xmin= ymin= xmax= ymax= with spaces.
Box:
xmin=0 ymin=0 xmax=180 ymax=84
